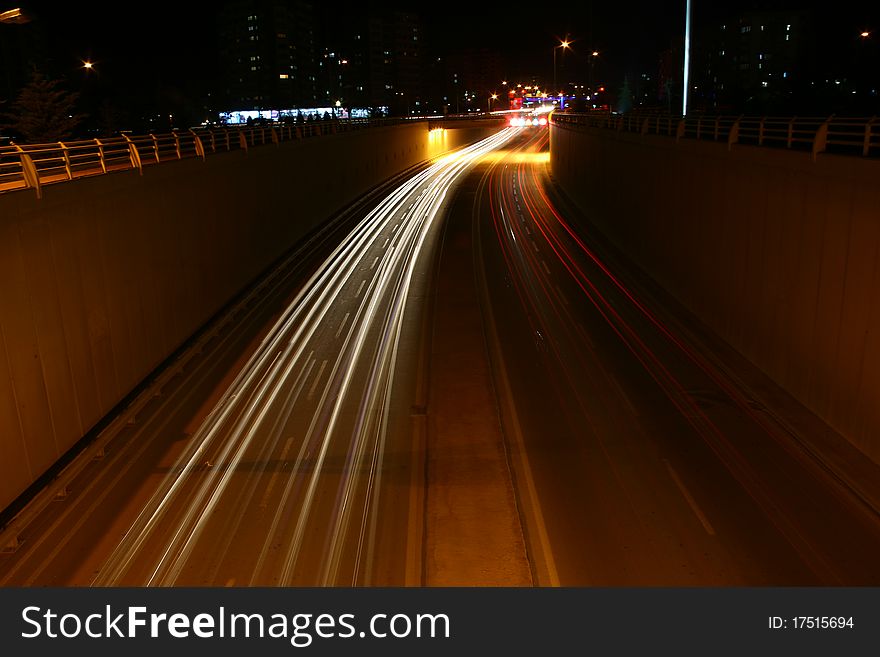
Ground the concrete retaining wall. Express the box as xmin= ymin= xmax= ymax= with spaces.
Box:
xmin=551 ymin=122 xmax=880 ymax=464
xmin=0 ymin=121 xmax=498 ymax=514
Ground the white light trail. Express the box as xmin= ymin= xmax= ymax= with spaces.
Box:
xmin=92 ymin=129 xmax=515 ymax=586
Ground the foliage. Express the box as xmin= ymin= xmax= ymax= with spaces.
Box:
xmin=0 ymin=71 xmax=87 ymax=143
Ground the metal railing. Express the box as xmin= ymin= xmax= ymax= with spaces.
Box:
xmin=551 ymin=112 xmax=880 ymax=162
xmin=0 ymin=117 xmax=418 ymax=199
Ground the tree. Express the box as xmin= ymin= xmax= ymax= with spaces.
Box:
xmin=0 ymin=71 xmax=86 ymax=143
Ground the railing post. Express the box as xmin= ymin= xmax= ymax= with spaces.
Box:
xmin=122 ymin=134 xmax=143 ymax=175
xmin=59 ymin=141 xmax=73 ymax=179
xmin=812 ymin=116 xmax=830 ymax=162
xmin=728 ymin=116 xmax=742 ymax=151
xmin=675 ymin=118 xmax=686 ymax=142
xmin=150 ymin=133 xmax=160 ymax=163
xmin=641 ymin=118 xmax=649 ymax=136
xmin=863 ymin=117 xmax=876 ymax=157
xmin=239 ymin=130 xmax=249 ymax=154
xmin=714 ymin=116 xmax=720 ymax=141
xmin=189 ymin=129 xmax=206 ymax=161
xmin=95 ymin=138 xmax=107 ymax=173
xmin=172 ymin=131 xmax=182 ymax=159
xmin=14 ymin=146 xmax=42 ymax=199
xmin=758 ymin=117 xmax=766 ymax=146
xmin=271 ymin=127 xmax=279 ymax=145
xmin=787 ymin=116 xmax=796 ymax=149
xmin=696 ymin=117 xmax=702 ymax=140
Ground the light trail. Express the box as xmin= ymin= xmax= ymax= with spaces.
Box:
xmin=478 ymin=126 xmax=880 ymax=584
xmin=91 ymin=129 xmax=515 ymax=586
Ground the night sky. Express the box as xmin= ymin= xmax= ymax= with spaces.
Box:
xmin=9 ymin=0 xmax=880 ymax=117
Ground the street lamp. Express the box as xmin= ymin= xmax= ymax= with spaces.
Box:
xmin=553 ymin=39 xmax=570 ymax=102
xmin=683 ymin=0 xmax=692 ymax=116
xmin=588 ymin=50 xmax=599 ymax=93
xmin=83 ymin=61 xmax=94 ymax=71
xmin=489 ymin=93 xmax=498 ymax=113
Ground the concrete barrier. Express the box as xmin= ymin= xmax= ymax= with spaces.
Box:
xmin=551 ymin=121 xmax=880 ymax=464
xmin=0 ymin=121 xmax=500 ymax=515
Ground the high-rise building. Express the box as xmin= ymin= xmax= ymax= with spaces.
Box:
xmin=366 ymin=10 xmax=425 ymax=114
xmin=217 ymin=0 xmax=318 ymax=111
xmin=690 ymin=9 xmax=808 ymax=113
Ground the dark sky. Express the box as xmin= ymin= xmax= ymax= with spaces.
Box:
xmin=14 ymin=1 xmax=880 ymax=108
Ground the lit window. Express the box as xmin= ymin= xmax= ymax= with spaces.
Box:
xmin=279 ymin=74 xmax=289 ymax=79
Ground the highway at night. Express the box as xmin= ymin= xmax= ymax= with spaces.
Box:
xmin=0 ymin=130 xmax=515 ymax=586
xmin=3 ymin=121 xmax=880 ymax=587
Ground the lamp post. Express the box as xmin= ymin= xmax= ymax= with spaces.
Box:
xmin=683 ymin=0 xmax=692 ymax=116
xmin=553 ymin=39 xmax=570 ymax=103
xmin=489 ymin=93 xmax=498 ymax=113
xmin=588 ymin=50 xmax=599 ymax=93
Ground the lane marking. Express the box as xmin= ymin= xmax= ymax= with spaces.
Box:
xmin=664 ymin=459 xmax=716 ymax=536
xmin=370 ymin=256 xmax=379 ymax=270
xmin=355 ymin=279 xmax=366 ymax=297
xmin=541 ymin=259 xmax=550 ymax=275
xmin=307 ymin=360 xmax=328 ymax=401
xmin=335 ymin=312 xmax=351 ymax=339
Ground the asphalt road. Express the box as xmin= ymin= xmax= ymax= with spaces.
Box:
xmin=472 ymin=125 xmax=880 ymax=585
xmin=0 ymin=130 xmax=514 ymax=586
xmin=5 ymin=122 xmax=880 ymax=587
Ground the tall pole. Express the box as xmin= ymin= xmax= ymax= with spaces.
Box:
xmin=553 ymin=47 xmax=557 ymax=98
xmin=553 ymin=40 xmax=569 ymax=106
xmin=682 ymin=0 xmax=691 ymax=116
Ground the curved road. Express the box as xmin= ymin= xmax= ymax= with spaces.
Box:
xmin=473 ymin=125 xmax=880 ymax=585
xmin=0 ymin=130 xmax=514 ymax=586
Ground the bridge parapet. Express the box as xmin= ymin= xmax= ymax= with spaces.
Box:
xmin=552 ymin=112 xmax=880 ymax=161
xmin=0 ymin=118 xmax=421 ymax=198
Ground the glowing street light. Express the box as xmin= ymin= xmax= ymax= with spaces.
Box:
xmin=860 ymin=31 xmax=871 ymax=38
xmin=83 ymin=61 xmax=94 ymax=70
xmin=0 ymin=7 xmax=29 ymax=23
xmin=588 ymin=50 xmax=599 ymax=92
xmin=553 ymin=38 xmax=571 ymax=101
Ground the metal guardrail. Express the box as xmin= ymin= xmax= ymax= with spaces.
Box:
xmin=551 ymin=112 xmax=880 ymax=162
xmin=0 ymin=117 xmax=422 ymax=199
